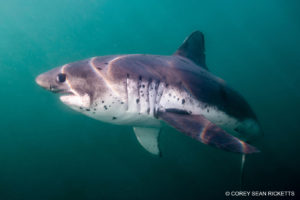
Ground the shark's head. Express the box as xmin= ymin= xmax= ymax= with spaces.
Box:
xmin=35 ymin=58 xmax=108 ymax=110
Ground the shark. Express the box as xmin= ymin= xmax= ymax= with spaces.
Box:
xmin=35 ymin=31 xmax=262 ymax=157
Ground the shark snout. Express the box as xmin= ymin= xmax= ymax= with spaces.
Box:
xmin=35 ymin=74 xmax=50 ymax=89
xmin=35 ymin=70 xmax=73 ymax=94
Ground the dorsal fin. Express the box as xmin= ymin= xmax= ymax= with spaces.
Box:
xmin=174 ymin=31 xmax=207 ymax=70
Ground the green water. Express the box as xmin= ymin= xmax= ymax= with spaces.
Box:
xmin=0 ymin=0 xmax=299 ymax=199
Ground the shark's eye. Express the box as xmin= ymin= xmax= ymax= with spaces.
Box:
xmin=57 ymin=73 xmax=66 ymax=83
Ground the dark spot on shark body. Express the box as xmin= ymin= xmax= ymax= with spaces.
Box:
xmin=182 ymin=99 xmax=185 ymax=104
xmin=136 ymin=99 xmax=140 ymax=104
xmin=96 ymin=67 xmax=102 ymax=70
xmin=86 ymin=109 xmax=90 ymax=111
xmin=104 ymin=105 xmax=108 ymax=110
xmin=112 ymin=117 xmax=117 ymax=120
xmin=102 ymin=101 xmax=104 ymax=103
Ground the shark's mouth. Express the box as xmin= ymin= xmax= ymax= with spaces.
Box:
xmin=49 ymin=84 xmax=73 ymax=95
xmin=48 ymin=85 xmax=80 ymax=107
xmin=59 ymin=91 xmax=90 ymax=109
xmin=48 ymin=84 xmax=90 ymax=108
xmin=53 ymin=90 xmax=74 ymax=95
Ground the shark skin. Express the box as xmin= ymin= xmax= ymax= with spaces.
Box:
xmin=35 ymin=31 xmax=262 ymax=155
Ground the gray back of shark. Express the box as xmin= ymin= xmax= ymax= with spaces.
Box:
xmin=36 ymin=31 xmax=262 ymax=156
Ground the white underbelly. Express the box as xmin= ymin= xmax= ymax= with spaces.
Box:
xmin=77 ymin=80 xmax=239 ymax=133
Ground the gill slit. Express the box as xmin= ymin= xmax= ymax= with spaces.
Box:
xmin=61 ymin=64 xmax=80 ymax=96
xmin=146 ymin=80 xmax=150 ymax=115
xmin=107 ymin=55 xmax=126 ymax=75
xmin=146 ymin=79 xmax=151 ymax=115
xmin=89 ymin=57 xmax=119 ymax=97
xmin=125 ymin=74 xmax=129 ymax=111
xmin=154 ymin=81 xmax=160 ymax=116
xmin=137 ymin=76 xmax=141 ymax=114
xmin=154 ymin=80 xmax=165 ymax=116
xmin=148 ymin=79 xmax=155 ymax=116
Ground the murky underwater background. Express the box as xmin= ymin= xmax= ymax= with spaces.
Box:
xmin=0 ymin=0 xmax=299 ymax=199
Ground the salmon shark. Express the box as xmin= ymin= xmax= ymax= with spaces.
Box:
xmin=35 ymin=31 xmax=262 ymax=156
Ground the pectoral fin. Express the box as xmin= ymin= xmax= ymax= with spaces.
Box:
xmin=157 ymin=111 xmax=259 ymax=154
xmin=133 ymin=127 xmax=161 ymax=156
